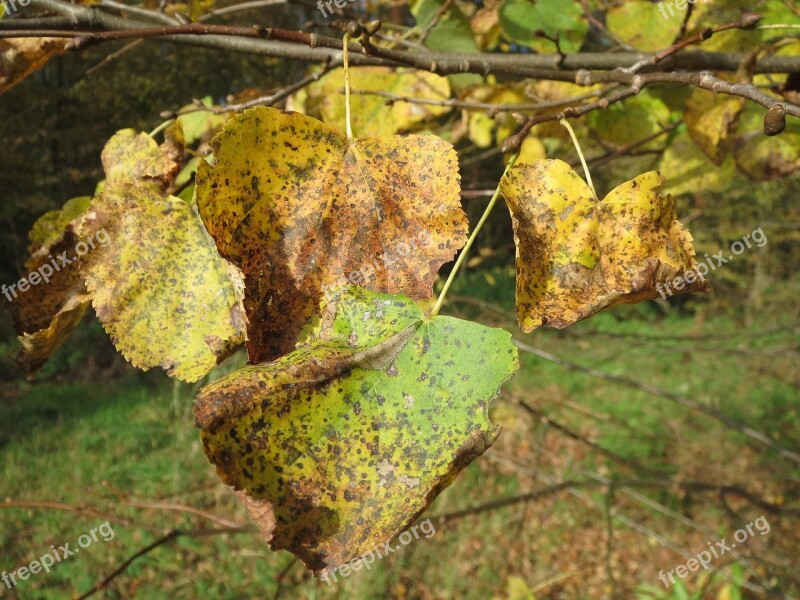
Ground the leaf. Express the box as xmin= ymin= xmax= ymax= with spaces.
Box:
xmin=606 ymin=0 xmax=682 ymax=51
xmin=196 ymin=107 xmax=468 ymax=363
xmin=0 ymin=38 xmax=66 ymax=94
xmin=588 ymin=91 xmax=672 ymax=150
xmin=684 ymin=88 xmax=744 ymax=165
xmin=410 ymin=0 xmax=482 ymax=88
xmin=6 ymin=197 xmax=94 ymax=377
xmin=79 ymin=128 xmax=246 ymax=382
xmin=500 ymin=160 xmax=709 ymax=331
xmin=499 ymin=0 xmax=587 ymax=54
xmin=464 ymin=83 xmax=530 ymax=148
xmin=176 ymin=96 xmax=230 ymax=145
xmin=15 ymin=294 xmax=90 ymax=376
xmin=194 ymin=286 xmax=519 ymax=572
xmin=660 ymin=131 xmax=739 ymax=196
xmin=306 ymin=67 xmax=451 ymax=137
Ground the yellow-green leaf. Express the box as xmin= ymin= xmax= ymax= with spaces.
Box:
xmin=80 ymin=129 xmax=246 ymax=382
xmin=307 ymin=67 xmax=451 ymax=137
xmin=684 ymin=88 xmax=744 ymax=165
xmin=606 ymin=0 xmax=682 ymax=51
xmin=194 ymin=287 xmax=518 ymax=572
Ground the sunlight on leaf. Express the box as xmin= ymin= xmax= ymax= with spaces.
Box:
xmin=80 ymin=127 xmax=245 ymax=382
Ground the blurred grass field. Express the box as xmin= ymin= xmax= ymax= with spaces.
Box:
xmin=1 ymin=266 xmax=797 ymax=599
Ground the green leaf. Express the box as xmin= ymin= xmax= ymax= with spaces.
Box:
xmin=410 ymin=0 xmax=482 ymax=88
xmin=194 ymin=286 xmax=519 ymax=572
xmin=732 ymin=103 xmax=800 ymax=180
xmin=588 ymin=91 xmax=672 ymax=150
xmin=499 ymin=0 xmax=587 ymax=53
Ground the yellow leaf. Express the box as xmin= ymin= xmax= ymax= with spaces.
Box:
xmin=80 ymin=128 xmax=246 ymax=381
xmin=685 ymin=88 xmax=744 ymax=165
xmin=306 ymin=67 xmax=451 ymax=137
xmin=500 ymin=160 xmax=709 ymax=331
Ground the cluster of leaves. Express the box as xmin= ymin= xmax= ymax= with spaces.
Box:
xmin=7 ymin=93 xmax=715 ymax=572
xmin=4 ymin=0 xmax=798 ymax=577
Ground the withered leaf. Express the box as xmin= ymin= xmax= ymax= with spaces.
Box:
xmin=196 ymin=107 xmax=468 ymax=363
xmin=500 ymin=159 xmax=710 ymax=332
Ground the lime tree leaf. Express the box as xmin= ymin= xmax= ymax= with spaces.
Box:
xmin=6 ymin=197 xmax=94 ymax=378
xmin=464 ymin=83 xmax=530 ymax=148
xmin=410 ymin=0 xmax=482 ymax=88
xmin=606 ymin=0 xmax=682 ymax=51
xmin=15 ymin=294 xmax=90 ymax=376
xmin=732 ymin=103 xmax=800 ymax=180
xmin=194 ymin=287 xmax=519 ymax=572
xmin=196 ymin=107 xmax=468 ymax=363
xmin=588 ymin=91 xmax=672 ymax=150
xmin=499 ymin=0 xmax=587 ymax=54
xmin=0 ymin=38 xmax=66 ymax=94
xmin=176 ymin=97 xmax=230 ymax=145
xmin=684 ymin=88 xmax=744 ymax=165
xmin=660 ymin=130 xmax=740 ymax=196
xmin=684 ymin=0 xmax=797 ymax=52
xmin=79 ymin=128 xmax=246 ymax=382
xmin=500 ymin=160 xmax=709 ymax=331
xmin=303 ymin=67 xmax=451 ymax=137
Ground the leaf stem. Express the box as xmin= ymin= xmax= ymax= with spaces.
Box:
xmin=342 ymin=32 xmax=353 ymax=140
xmin=148 ymin=118 xmax=175 ymax=138
xmin=430 ymin=155 xmax=517 ymax=317
xmin=559 ymin=118 xmax=597 ymax=200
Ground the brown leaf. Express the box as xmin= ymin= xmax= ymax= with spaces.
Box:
xmin=196 ymin=107 xmax=467 ymax=362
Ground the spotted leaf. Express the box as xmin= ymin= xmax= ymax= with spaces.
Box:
xmin=196 ymin=107 xmax=467 ymax=363
xmin=500 ymin=159 xmax=710 ymax=331
xmin=194 ymin=286 xmax=518 ymax=572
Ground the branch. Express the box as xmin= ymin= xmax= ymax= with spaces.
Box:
xmin=8 ymin=0 xmax=800 ymax=78
xmin=514 ymin=341 xmax=800 ymax=465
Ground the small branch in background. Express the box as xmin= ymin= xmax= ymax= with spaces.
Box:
xmin=514 ymin=340 xmax=800 ymax=465
xmin=161 ymin=62 xmax=335 ymax=118
xmin=76 ymin=526 xmax=252 ymax=600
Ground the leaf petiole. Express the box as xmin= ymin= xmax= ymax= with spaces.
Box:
xmin=560 ymin=118 xmax=597 ymax=200
xmin=430 ymin=154 xmax=518 ymax=317
xmin=342 ymin=32 xmax=353 ymax=141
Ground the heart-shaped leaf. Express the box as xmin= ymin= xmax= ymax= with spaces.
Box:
xmin=194 ymin=286 xmax=518 ymax=572
xmin=500 ymin=159 xmax=710 ymax=331
xmin=196 ymin=107 xmax=468 ymax=363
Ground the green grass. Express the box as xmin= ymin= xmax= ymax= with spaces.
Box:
xmin=0 ymin=271 xmax=797 ymax=598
